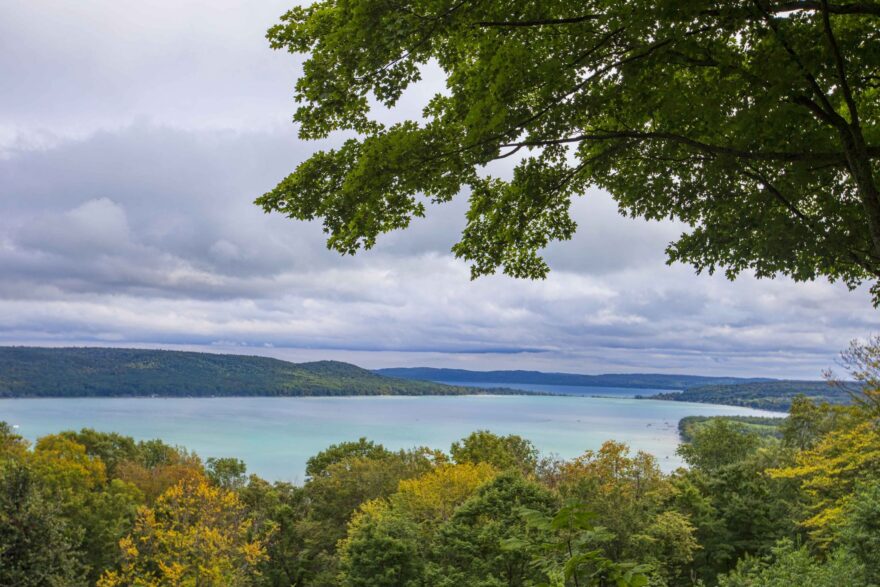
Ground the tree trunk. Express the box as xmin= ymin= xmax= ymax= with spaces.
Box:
xmin=842 ymin=127 xmax=880 ymax=264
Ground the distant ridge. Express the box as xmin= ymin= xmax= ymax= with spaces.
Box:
xmin=376 ymin=366 xmax=852 ymax=412
xmin=374 ymin=367 xmax=774 ymax=390
xmin=0 ymin=347 xmax=523 ymax=398
xmin=646 ymin=380 xmax=853 ymax=412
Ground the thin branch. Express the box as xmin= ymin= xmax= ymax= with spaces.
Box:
xmin=791 ymin=95 xmax=846 ymax=127
xmin=568 ymin=26 xmax=626 ymax=67
xmin=821 ymin=0 xmax=861 ymax=127
xmin=743 ymin=167 xmax=818 ymax=225
xmin=414 ymin=35 xmax=683 ymax=167
xmin=475 ymin=15 xmax=599 ymax=28
xmin=699 ymin=2 xmax=880 ymax=17
xmin=495 ymin=145 xmax=524 ymax=160
xmin=498 ymin=130 xmax=874 ymax=164
xmin=752 ymin=0 xmax=849 ymax=129
xmin=354 ymin=0 xmax=469 ymax=85
xmin=774 ymin=1 xmax=880 ymax=16
xmin=743 ymin=166 xmax=880 ymax=274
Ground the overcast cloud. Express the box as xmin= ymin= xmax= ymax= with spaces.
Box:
xmin=1 ymin=0 xmax=878 ymax=378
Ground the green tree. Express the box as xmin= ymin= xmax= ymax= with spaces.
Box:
xmin=674 ymin=444 xmax=800 ymax=581
xmin=207 ymin=457 xmax=248 ymax=490
xmin=631 ymin=510 xmax=700 ymax=585
xmin=838 ymin=481 xmax=880 ymax=583
xmin=338 ymin=462 xmax=497 ymax=585
xmin=136 ymin=438 xmax=192 ymax=469
xmin=298 ymin=446 xmax=436 ymax=585
xmin=770 ymin=418 xmax=880 ymax=545
xmin=781 ymin=396 xmax=853 ymax=451
xmin=425 ymin=472 xmax=559 ymax=586
xmin=677 ymin=419 xmax=762 ymax=472
xmin=833 ymin=335 xmax=880 ymax=411
xmin=451 ymin=430 xmax=539 ymax=474
xmin=262 ymin=1 xmax=880 ymax=300
xmin=78 ymin=480 xmax=143 ymax=584
xmin=0 ymin=461 xmax=86 ymax=587
xmin=505 ymin=502 xmax=650 ymax=587
xmin=338 ymin=500 xmax=423 ymax=587
xmin=239 ymin=476 xmax=308 ymax=587
xmin=27 ymin=434 xmax=143 ymax=583
xmin=59 ymin=429 xmax=138 ymax=477
xmin=557 ymin=441 xmax=671 ymax=562
xmin=717 ymin=540 xmax=868 ymax=587
xmin=0 ymin=422 xmax=28 ymax=458
xmin=305 ymin=437 xmax=392 ymax=479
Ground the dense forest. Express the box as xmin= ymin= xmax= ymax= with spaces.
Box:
xmin=382 ymin=368 xmax=847 ymax=411
xmin=677 ymin=416 xmax=784 ymax=442
xmin=646 ymin=381 xmax=855 ymax=412
xmin=0 ymin=347 xmax=519 ymax=398
xmin=3 ymin=385 xmax=879 ymax=586
xmin=376 ymin=368 xmax=771 ymax=390
xmin=2 ymin=348 xmax=846 ymax=414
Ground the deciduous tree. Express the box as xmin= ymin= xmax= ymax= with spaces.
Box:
xmin=0 ymin=462 xmax=86 ymax=587
xmin=261 ymin=0 xmax=880 ymax=301
xmin=338 ymin=462 xmax=497 ymax=585
xmin=677 ymin=419 xmax=761 ymax=472
xmin=424 ymin=472 xmax=559 ymax=586
xmin=99 ymin=475 xmax=267 ymax=587
xmin=451 ymin=430 xmax=538 ymax=474
xmin=771 ymin=419 xmax=880 ymax=545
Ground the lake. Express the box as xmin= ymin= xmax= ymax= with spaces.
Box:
xmin=0 ymin=394 xmax=780 ymax=482
xmin=434 ymin=381 xmax=672 ymax=397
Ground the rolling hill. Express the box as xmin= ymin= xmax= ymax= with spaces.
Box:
xmin=0 ymin=347 xmax=521 ymax=398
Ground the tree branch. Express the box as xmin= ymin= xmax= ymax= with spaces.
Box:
xmin=774 ymin=1 xmax=880 ymax=16
xmin=743 ymin=166 xmax=880 ymax=274
xmin=821 ymin=0 xmax=861 ymax=127
xmin=475 ymin=15 xmax=599 ymax=28
xmin=752 ymin=0 xmax=849 ymax=129
xmin=498 ymin=130 xmax=877 ymax=164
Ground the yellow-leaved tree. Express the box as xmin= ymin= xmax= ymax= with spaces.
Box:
xmin=99 ymin=475 xmax=268 ymax=587
xmin=770 ymin=419 xmax=880 ymax=546
xmin=392 ymin=461 xmax=498 ymax=524
xmin=337 ymin=462 xmax=497 ymax=586
xmin=771 ymin=337 xmax=880 ymax=547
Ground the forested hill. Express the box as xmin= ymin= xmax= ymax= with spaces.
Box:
xmin=0 ymin=347 xmax=520 ymax=398
xmin=376 ymin=367 xmax=849 ymax=411
xmin=375 ymin=367 xmax=771 ymax=390
xmin=645 ymin=381 xmax=854 ymax=412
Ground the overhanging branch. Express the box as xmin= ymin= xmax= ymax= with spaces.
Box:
xmin=498 ymin=130 xmax=878 ymax=164
xmin=475 ymin=15 xmax=599 ymax=28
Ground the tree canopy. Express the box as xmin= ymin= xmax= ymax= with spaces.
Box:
xmin=260 ymin=0 xmax=880 ymax=301
xmin=3 ymin=340 xmax=880 ymax=587
xmin=2 ymin=397 xmax=880 ymax=586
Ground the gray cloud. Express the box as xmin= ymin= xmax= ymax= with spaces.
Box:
xmin=0 ymin=0 xmax=298 ymax=147
xmin=0 ymin=1 xmax=878 ymax=379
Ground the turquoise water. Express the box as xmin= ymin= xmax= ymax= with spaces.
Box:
xmin=0 ymin=396 xmax=779 ymax=482
xmin=434 ymin=381 xmax=672 ymax=397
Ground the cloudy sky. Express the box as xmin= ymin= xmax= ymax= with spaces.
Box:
xmin=1 ymin=0 xmax=877 ymax=378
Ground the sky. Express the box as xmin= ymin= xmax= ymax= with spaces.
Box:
xmin=1 ymin=0 xmax=877 ymax=379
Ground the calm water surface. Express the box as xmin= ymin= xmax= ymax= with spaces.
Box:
xmin=0 ymin=395 xmax=779 ymax=482
xmin=434 ymin=381 xmax=672 ymax=397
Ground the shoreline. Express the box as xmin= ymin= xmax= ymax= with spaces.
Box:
xmin=0 ymin=393 xmax=784 ymax=417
